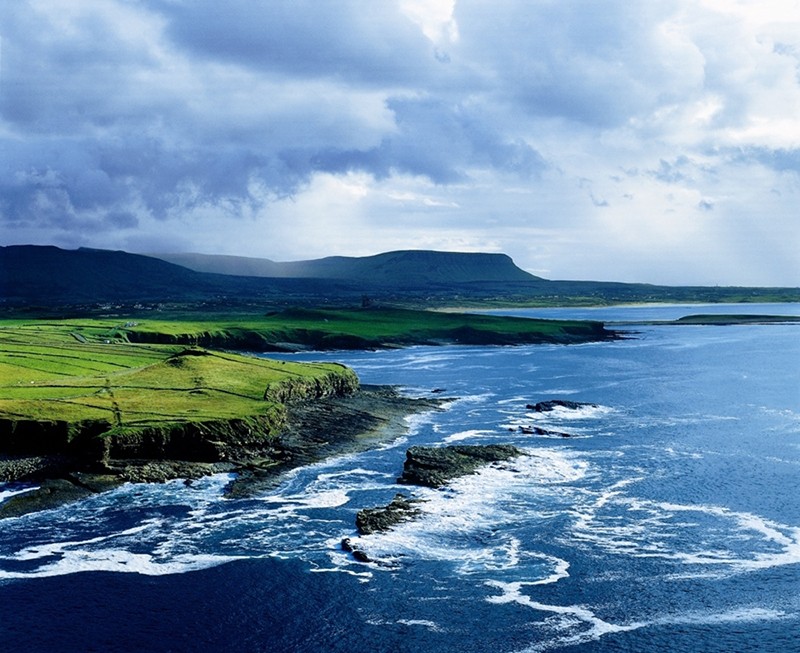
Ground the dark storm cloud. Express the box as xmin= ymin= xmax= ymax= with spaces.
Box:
xmin=0 ymin=0 xmax=547 ymax=238
xmin=150 ymin=0 xmax=436 ymax=85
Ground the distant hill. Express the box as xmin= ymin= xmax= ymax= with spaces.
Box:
xmin=153 ymin=250 xmax=543 ymax=284
xmin=2 ymin=245 xmax=797 ymax=310
xmin=0 ymin=246 xmax=216 ymax=304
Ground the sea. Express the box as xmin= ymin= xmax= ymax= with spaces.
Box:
xmin=1 ymin=303 xmax=799 ymax=653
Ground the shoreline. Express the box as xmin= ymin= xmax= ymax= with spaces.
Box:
xmin=0 ymin=385 xmax=446 ymax=519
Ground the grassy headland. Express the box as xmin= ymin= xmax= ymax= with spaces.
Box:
xmin=0 ymin=308 xmax=615 ymax=440
xmin=112 ymin=306 xmax=618 ymax=350
xmin=0 ymin=320 xmax=357 ymax=464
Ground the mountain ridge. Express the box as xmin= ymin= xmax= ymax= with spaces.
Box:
xmin=152 ymin=250 xmax=542 ymax=283
xmin=2 ymin=245 xmax=798 ymax=309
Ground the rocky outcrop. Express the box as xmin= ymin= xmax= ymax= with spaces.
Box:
xmin=398 ymin=444 xmax=523 ymax=488
xmin=355 ymin=493 xmax=423 ymax=535
xmin=517 ymin=425 xmax=573 ymax=437
xmin=345 ymin=444 xmax=525 ymax=551
xmin=225 ymin=386 xmax=445 ymax=498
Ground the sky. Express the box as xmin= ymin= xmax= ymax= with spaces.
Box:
xmin=1 ymin=0 xmax=799 ymax=285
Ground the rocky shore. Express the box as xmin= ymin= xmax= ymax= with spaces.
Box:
xmin=0 ymin=385 xmax=445 ymax=518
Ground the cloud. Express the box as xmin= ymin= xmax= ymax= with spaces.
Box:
xmin=0 ymin=0 xmax=799 ymax=285
xmin=152 ymin=0 xmax=438 ymax=85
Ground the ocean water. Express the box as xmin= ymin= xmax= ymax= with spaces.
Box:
xmin=1 ymin=304 xmax=799 ymax=653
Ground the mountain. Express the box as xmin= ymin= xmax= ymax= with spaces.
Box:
xmin=153 ymin=250 xmax=542 ymax=284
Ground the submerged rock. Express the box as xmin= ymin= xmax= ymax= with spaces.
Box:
xmin=526 ymin=399 xmax=597 ymax=412
xmin=398 ymin=444 xmax=523 ymax=488
xmin=518 ymin=425 xmax=572 ymax=437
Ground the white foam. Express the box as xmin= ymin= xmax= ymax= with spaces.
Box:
xmin=658 ymin=606 xmax=788 ymax=625
xmin=485 ymin=580 xmax=641 ymax=649
xmin=310 ymin=566 xmax=374 ymax=582
xmin=0 ymin=485 xmax=39 ymax=504
xmin=527 ymin=404 xmax=615 ymax=422
xmin=346 ymin=448 xmax=589 ymax=576
xmin=396 ymin=619 xmax=445 ymax=632
xmin=0 ymin=526 xmax=240 ymax=579
xmin=264 ymin=489 xmax=353 ymax=509
xmin=442 ymin=429 xmax=496 ymax=443
xmin=569 ymin=485 xmax=800 ymax=576
xmin=0 ymin=549 xmax=238 ymax=579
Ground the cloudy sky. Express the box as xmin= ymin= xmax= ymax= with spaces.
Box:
xmin=1 ymin=0 xmax=799 ymax=285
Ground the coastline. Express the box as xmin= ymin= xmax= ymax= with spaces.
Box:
xmin=0 ymin=385 xmax=446 ymax=518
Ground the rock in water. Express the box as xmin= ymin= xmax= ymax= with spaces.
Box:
xmin=398 ymin=444 xmax=523 ymax=488
xmin=526 ymin=399 xmax=597 ymax=412
xmin=355 ymin=493 xmax=423 ymax=535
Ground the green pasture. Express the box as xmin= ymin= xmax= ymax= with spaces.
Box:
xmin=112 ymin=307 xmax=607 ymax=348
xmin=0 ymin=320 xmax=349 ymax=431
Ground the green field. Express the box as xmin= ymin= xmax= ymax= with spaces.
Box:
xmin=114 ymin=306 xmax=615 ymax=349
xmin=0 ymin=320 xmax=356 ymax=453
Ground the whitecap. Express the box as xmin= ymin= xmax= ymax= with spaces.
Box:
xmin=0 ymin=484 xmax=39 ymax=504
xmin=485 ymin=580 xmax=641 ymax=651
xmin=442 ymin=429 xmax=496 ymax=443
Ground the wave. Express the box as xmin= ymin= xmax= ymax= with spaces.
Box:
xmin=569 ymin=483 xmax=800 ymax=577
xmin=486 ymin=579 xmax=640 ymax=652
xmin=442 ymin=429 xmax=498 ymax=443
xmin=0 ymin=484 xmax=39 ymax=505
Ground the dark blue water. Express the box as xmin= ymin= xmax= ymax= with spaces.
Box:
xmin=2 ymin=304 xmax=799 ymax=652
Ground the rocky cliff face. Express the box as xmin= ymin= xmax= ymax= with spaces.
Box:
xmin=0 ymin=384 xmax=445 ymax=519
xmin=263 ymin=366 xmax=359 ymax=402
xmin=0 ymin=366 xmax=359 ymax=473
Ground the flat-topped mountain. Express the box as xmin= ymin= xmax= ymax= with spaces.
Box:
xmin=154 ymin=250 xmax=542 ymax=284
